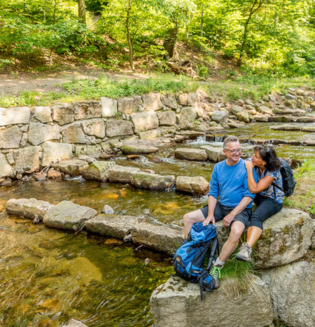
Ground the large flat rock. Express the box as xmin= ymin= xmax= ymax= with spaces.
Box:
xmin=131 ymin=222 xmax=184 ymax=255
xmin=43 ymin=201 xmax=97 ymax=231
xmin=6 ymin=198 xmax=54 ymax=222
xmin=106 ymin=119 xmax=134 ymax=137
xmin=53 ymin=159 xmax=89 ymax=176
xmin=131 ymin=172 xmax=175 ymax=190
xmin=261 ymin=260 xmax=315 ymax=327
xmin=107 ymin=165 xmax=140 ymax=183
xmin=0 ymin=107 xmax=30 ymax=126
xmin=270 ymin=124 xmax=301 ymax=131
xmin=81 ymin=161 xmax=116 ymax=181
xmin=176 ymin=176 xmax=209 ymax=195
xmin=200 ymin=144 xmax=226 ymax=162
xmin=174 ymin=148 xmax=208 ymax=161
xmin=0 ymin=153 xmax=12 ymax=178
xmin=131 ymin=112 xmax=159 ymax=133
xmin=0 ymin=126 xmax=22 ymax=149
xmin=28 ymin=122 xmax=61 ymax=145
xmin=121 ymin=144 xmax=158 ymax=155
xmin=85 ymin=214 xmax=143 ymax=239
xmin=150 ymin=275 xmax=273 ymax=327
xmin=42 ymin=142 xmax=73 ymax=167
xmin=64 ymin=319 xmax=88 ymax=327
xmin=13 ymin=146 xmax=40 ymax=173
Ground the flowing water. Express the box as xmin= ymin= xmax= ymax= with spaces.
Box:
xmin=0 ymin=122 xmax=313 ymax=326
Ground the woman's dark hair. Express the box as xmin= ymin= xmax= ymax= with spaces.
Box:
xmin=254 ymin=145 xmax=282 ymax=172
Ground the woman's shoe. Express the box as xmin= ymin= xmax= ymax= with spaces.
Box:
xmin=235 ymin=243 xmax=252 ymax=263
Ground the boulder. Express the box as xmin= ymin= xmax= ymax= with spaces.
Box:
xmin=253 ymin=208 xmax=312 ymax=269
xmin=150 ymin=275 xmax=273 ymax=327
xmin=0 ymin=107 xmax=30 ymax=126
xmin=200 ymin=145 xmax=226 ymax=162
xmin=106 ymin=119 xmax=134 ymax=137
xmin=0 ymin=153 xmax=12 ymax=178
xmin=255 ymin=116 xmax=269 ymax=122
xmin=62 ymin=122 xmax=88 ymax=144
xmin=131 ymin=223 xmax=184 ymax=255
xmin=157 ymin=111 xmax=176 ymax=126
xmin=235 ymin=111 xmax=250 ymax=123
xmin=121 ymin=144 xmax=158 ymax=154
xmin=52 ymin=104 xmax=75 ymax=126
xmin=75 ymin=145 xmax=102 ymax=156
xmin=73 ymin=101 xmax=102 ymax=120
xmin=131 ymin=172 xmax=175 ymax=190
xmin=296 ymin=116 xmax=315 ymax=123
xmin=118 ymin=96 xmax=142 ymax=114
xmin=53 ymin=159 xmax=89 ymax=176
xmin=139 ymin=129 xmax=161 ymax=139
xmin=230 ymin=105 xmax=243 ymax=115
xmin=0 ymin=126 xmax=22 ymax=148
xmin=43 ymin=201 xmax=97 ymax=231
xmin=85 ymin=214 xmax=143 ymax=239
xmin=162 ymin=94 xmax=177 ymax=109
xmin=107 ymin=165 xmax=140 ymax=183
xmin=301 ymin=126 xmax=315 ymax=132
xmin=82 ymin=161 xmax=116 ymax=181
xmin=257 ymin=106 xmax=273 ymax=115
xmin=81 ymin=119 xmax=106 ymax=138
xmin=174 ymin=148 xmax=208 ymax=161
xmin=187 ymin=92 xmax=198 ymax=107
xmin=101 ymin=205 xmax=114 ymax=214
xmin=13 ymin=146 xmax=40 ymax=173
xmin=47 ymin=168 xmax=62 ymax=180
xmin=33 ymin=106 xmax=52 ymax=123
xmin=268 ymin=116 xmax=293 ymax=122
xmin=177 ymin=93 xmax=188 ymax=106
xmin=42 ymin=142 xmax=73 ymax=167
xmin=101 ymin=97 xmax=118 ymax=117
xmin=179 ymin=107 xmax=197 ymax=129
xmin=64 ymin=319 xmax=88 ymax=327
xmin=142 ymin=93 xmax=163 ymax=111
xmin=6 ymin=198 xmax=54 ymax=221
xmin=176 ymin=176 xmax=209 ymax=195
xmin=131 ymin=112 xmax=159 ymax=133
xmin=211 ymin=111 xmax=228 ymax=123
xmin=28 ymin=122 xmax=61 ymax=146
xmin=261 ymin=260 xmax=315 ymax=327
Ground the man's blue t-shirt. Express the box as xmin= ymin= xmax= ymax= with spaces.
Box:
xmin=208 ymin=159 xmax=257 ymax=208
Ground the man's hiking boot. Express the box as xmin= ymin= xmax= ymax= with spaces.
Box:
xmin=210 ymin=265 xmax=222 ymax=289
xmin=235 ymin=243 xmax=252 ymax=263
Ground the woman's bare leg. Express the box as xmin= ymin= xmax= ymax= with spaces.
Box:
xmin=246 ymin=226 xmax=263 ymax=247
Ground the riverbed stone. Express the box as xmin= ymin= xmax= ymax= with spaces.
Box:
xmin=211 ymin=111 xmax=228 ymax=123
xmin=81 ymin=161 xmax=116 ymax=181
xmin=82 ymin=119 xmax=106 ymax=138
xmin=260 ymin=260 xmax=315 ymax=327
xmin=139 ymin=129 xmax=161 ymax=139
xmin=230 ymin=105 xmax=243 ymax=115
xmin=253 ymin=208 xmax=312 ymax=269
xmin=6 ymin=198 xmax=54 ymax=221
xmin=131 ymin=172 xmax=175 ymax=190
xmin=64 ymin=319 xmax=88 ymax=327
xmin=106 ymin=119 xmax=134 ymax=137
xmin=107 ymin=165 xmax=140 ymax=183
xmin=176 ymin=176 xmax=209 ymax=195
xmin=42 ymin=142 xmax=73 ymax=166
xmin=86 ymin=214 xmax=143 ymax=239
xmin=157 ymin=111 xmax=176 ymax=126
xmin=33 ymin=106 xmax=52 ymax=123
xmin=75 ymin=145 xmax=102 ymax=156
xmin=47 ymin=168 xmax=62 ymax=180
xmin=131 ymin=223 xmax=184 ymax=255
xmin=296 ymin=116 xmax=315 ymax=123
xmin=179 ymin=107 xmax=197 ymax=129
xmin=0 ymin=153 xmax=12 ymax=178
xmin=121 ymin=144 xmax=158 ymax=155
xmin=73 ymin=101 xmax=102 ymax=120
xmin=142 ymin=93 xmax=163 ymax=111
xmin=235 ymin=110 xmax=250 ymax=123
xmin=101 ymin=97 xmax=118 ymax=117
xmin=53 ymin=159 xmax=89 ymax=176
xmin=0 ymin=126 xmax=22 ymax=149
xmin=200 ymin=145 xmax=226 ymax=162
xmin=118 ymin=96 xmax=142 ymax=114
xmin=301 ymin=126 xmax=315 ymax=132
xmin=177 ymin=93 xmax=188 ymax=106
xmin=62 ymin=122 xmax=88 ymax=144
xmin=257 ymin=105 xmax=273 ymax=115
xmin=52 ymin=104 xmax=75 ymax=126
xmin=270 ymin=124 xmax=301 ymax=131
xmin=43 ymin=201 xmax=97 ymax=231
xmin=174 ymin=148 xmax=208 ymax=161
xmin=162 ymin=94 xmax=177 ymax=109
xmin=131 ymin=112 xmax=159 ymax=133
xmin=28 ymin=122 xmax=61 ymax=146
xmin=150 ymin=275 xmax=273 ymax=327
xmin=0 ymin=107 xmax=30 ymax=126
xmin=13 ymin=146 xmax=40 ymax=173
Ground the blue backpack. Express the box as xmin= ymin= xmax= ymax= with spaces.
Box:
xmin=173 ymin=222 xmax=219 ymax=300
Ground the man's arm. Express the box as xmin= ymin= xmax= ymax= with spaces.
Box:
xmin=203 ymin=195 xmax=217 ymax=226
xmin=203 ymin=165 xmax=219 ymax=226
xmin=222 ymin=196 xmax=252 ymax=227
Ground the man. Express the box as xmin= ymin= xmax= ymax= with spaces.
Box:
xmin=183 ymin=136 xmax=257 ymax=288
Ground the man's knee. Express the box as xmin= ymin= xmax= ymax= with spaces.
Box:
xmin=228 ymin=222 xmax=245 ymax=243
xmin=183 ymin=211 xmax=203 ymax=225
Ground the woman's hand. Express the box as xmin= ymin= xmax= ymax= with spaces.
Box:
xmin=245 ymin=160 xmax=254 ymax=170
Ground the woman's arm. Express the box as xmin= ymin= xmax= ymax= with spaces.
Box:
xmin=245 ymin=161 xmax=275 ymax=194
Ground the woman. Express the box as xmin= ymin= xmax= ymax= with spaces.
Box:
xmin=235 ymin=145 xmax=284 ymax=262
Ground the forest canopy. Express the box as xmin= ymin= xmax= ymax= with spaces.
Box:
xmin=0 ymin=0 xmax=315 ymax=77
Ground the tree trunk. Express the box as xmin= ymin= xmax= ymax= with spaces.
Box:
xmin=200 ymin=4 xmax=204 ymax=51
xmin=78 ymin=0 xmax=86 ymax=24
xmin=126 ymin=0 xmax=134 ymax=71
xmin=164 ymin=25 xmax=179 ymax=59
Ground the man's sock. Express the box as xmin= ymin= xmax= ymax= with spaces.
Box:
xmin=214 ymin=258 xmax=225 ymax=268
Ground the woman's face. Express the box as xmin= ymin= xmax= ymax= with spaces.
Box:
xmin=252 ymin=150 xmax=266 ymax=167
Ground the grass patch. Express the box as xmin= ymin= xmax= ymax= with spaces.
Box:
xmin=283 ymin=159 xmax=315 ymax=217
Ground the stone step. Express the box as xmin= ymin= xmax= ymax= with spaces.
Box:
xmin=121 ymin=144 xmax=159 ymax=155
xmin=107 ymin=165 xmax=140 ymax=183
xmin=268 ymin=116 xmax=315 ymax=123
xmin=200 ymin=144 xmax=226 ymax=162
xmin=175 ymin=176 xmax=209 ymax=195
xmin=274 ymin=108 xmax=306 ymax=116
xmin=131 ymin=171 xmax=175 ymax=191
xmin=53 ymin=159 xmax=89 ymax=176
xmin=174 ymin=148 xmax=208 ymax=161
xmin=81 ymin=161 xmax=116 ymax=181
xmin=150 ymin=275 xmax=273 ymax=327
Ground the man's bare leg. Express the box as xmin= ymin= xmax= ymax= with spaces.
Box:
xmin=183 ymin=209 xmax=205 ymax=238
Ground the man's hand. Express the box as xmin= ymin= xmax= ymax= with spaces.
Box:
xmin=223 ymin=212 xmax=235 ymax=227
xmin=203 ymin=215 xmax=215 ymax=226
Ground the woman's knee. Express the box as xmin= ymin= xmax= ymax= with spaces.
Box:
xmin=248 ymin=218 xmax=263 ymax=230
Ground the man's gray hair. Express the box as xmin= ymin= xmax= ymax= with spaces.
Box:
xmin=223 ymin=136 xmax=239 ymax=149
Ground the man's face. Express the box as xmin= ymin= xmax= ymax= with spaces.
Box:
xmin=223 ymin=141 xmax=242 ymax=164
